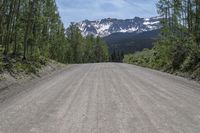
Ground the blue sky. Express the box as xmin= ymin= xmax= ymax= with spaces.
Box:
xmin=56 ymin=0 xmax=158 ymax=27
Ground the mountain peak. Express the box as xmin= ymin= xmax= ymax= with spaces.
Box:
xmin=73 ymin=16 xmax=161 ymax=37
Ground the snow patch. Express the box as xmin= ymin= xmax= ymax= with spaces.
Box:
xmin=75 ymin=16 xmax=160 ymax=37
xmin=143 ymin=21 xmax=159 ymax=25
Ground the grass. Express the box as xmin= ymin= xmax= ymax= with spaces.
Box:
xmin=0 ymin=55 xmax=49 ymax=80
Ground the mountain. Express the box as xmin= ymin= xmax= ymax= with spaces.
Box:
xmin=73 ymin=16 xmax=161 ymax=37
xmin=103 ymin=29 xmax=160 ymax=54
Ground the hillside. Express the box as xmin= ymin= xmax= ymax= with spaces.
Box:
xmin=103 ymin=29 xmax=160 ymax=54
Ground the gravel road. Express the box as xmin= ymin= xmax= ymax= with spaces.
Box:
xmin=0 ymin=63 xmax=200 ymax=133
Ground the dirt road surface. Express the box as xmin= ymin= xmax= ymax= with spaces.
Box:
xmin=0 ymin=63 xmax=200 ymax=133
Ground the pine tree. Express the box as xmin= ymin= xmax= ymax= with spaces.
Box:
xmin=0 ymin=0 xmax=110 ymax=72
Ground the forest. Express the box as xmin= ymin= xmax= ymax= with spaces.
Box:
xmin=123 ymin=0 xmax=200 ymax=80
xmin=0 ymin=0 xmax=109 ymax=74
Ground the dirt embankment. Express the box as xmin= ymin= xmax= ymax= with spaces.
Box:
xmin=0 ymin=60 xmax=67 ymax=102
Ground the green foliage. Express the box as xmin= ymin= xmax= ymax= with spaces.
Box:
xmin=65 ymin=26 xmax=109 ymax=63
xmin=38 ymin=56 xmax=48 ymax=66
xmin=0 ymin=0 xmax=67 ymax=61
xmin=123 ymin=34 xmax=200 ymax=79
xmin=181 ymin=44 xmax=200 ymax=72
xmin=110 ymin=49 xmax=124 ymax=62
xmin=0 ymin=0 xmax=110 ymax=76
xmin=123 ymin=49 xmax=156 ymax=68
xmin=123 ymin=0 xmax=200 ymax=80
xmin=0 ymin=61 xmax=3 ymax=73
xmin=192 ymin=67 xmax=200 ymax=80
xmin=123 ymin=37 xmax=200 ymax=79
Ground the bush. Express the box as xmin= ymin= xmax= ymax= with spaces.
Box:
xmin=26 ymin=64 xmax=38 ymax=74
xmin=152 ymin=42 xmax=172 ymax=69
xmin=170 ymin=44 xmax=188 ymax=70
xmin=181 ymin=42 xmax=200 ymax=72
xmin=39 ymin=56 xmax=48 ymax=65
xmin=10 ymin=59 xmax=45 ymax=75
xmin=123 ymin=49 xmax=155 ymax=68
xmin=192 ymin=67 xmax=200 ymax=80
xmin=12 ymin=62 xmax=24 ymax=73
xmin=0 ymin=61 xmax=3 ymax=72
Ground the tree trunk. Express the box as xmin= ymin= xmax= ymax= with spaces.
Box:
xmin=23 ymin=0 xmax=34 ymax=60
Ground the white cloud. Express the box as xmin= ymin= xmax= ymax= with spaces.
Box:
xmin=56 ymin=0 xmax=158 ymax=27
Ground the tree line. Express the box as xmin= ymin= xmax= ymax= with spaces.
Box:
xmin=123 ymin=0 xmax=200 ymax=80
xmin=0 ymin=0 xmax=109 ymax=72
xmin=49 ymin=23 xmax=109 ymax=64
xmin=110 ymin=49 xmax=124 ymax=62
xmin=157 ymin=0 xmax=200 ymax=44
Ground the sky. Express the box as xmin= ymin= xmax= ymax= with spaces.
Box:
xmin=56 ymin=0 xmax=158 ymax=27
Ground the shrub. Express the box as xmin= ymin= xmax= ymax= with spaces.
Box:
xmin=170 ymin=44 xmax=188 ymax=70
xmin=0 ymin=61 xmax=3 ymax=72
xmin=192 ymin=67 xmax=200 ymax=80
xmin=39 ymin=56 xmax=48 ymax=66
xmin=12 ymin=62 xmax=24 ymax=73
xmin=181 ymin=42 xmax=200 ymax=72
xmin=26 ymin=64 xmax=38 ymax=74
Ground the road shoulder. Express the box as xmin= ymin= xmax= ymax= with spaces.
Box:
xmin=0 ymin=62 xmax=76 ymax=105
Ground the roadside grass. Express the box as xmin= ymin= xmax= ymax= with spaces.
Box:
xmin=123 ymin=45 xmax=200 ymax=82
xmin=0 ymin=55 xmax=49 ymax=80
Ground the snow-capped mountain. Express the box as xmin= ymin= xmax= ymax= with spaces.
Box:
xmin=73 ymin=16 xmax=161 ymax=37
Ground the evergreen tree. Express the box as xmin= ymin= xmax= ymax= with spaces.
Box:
xmin=124 ymin=0 xmax=200 ymax=80
xmin=0 ymin=0 xmax=109 ymax=73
